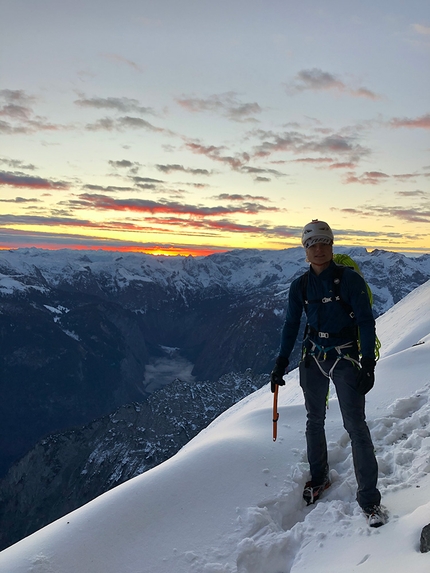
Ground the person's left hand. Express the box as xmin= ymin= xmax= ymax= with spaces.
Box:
xmin=357 ymin=357 xmax=375 ymax=395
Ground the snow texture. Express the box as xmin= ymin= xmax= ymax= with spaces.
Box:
xmin=1 ymin=281 xmax=430 ymax=572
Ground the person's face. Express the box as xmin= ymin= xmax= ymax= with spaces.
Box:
xmin=306 ymin=242 xmax=333 ymax=271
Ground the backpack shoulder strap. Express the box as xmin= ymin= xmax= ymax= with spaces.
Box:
xmin=300 ymin=270 xmax=310 ymax=310
xmin=332 ymin=264 xmax=355 ymax=318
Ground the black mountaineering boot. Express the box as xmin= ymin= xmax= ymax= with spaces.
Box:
xmin=363 ymin=505 xmax=388 ymax=528
xmin=303 ymin=476 xmax=331 ymax=506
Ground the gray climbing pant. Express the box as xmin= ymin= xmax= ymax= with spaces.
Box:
xmin=299 ymin=356 xmax=381 ymax=509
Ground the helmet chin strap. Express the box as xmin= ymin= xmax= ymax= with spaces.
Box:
xmin=306 ymin=259 xmax=329 ymax=266
xmin=310 ymin=256 xmax=333 ymax=269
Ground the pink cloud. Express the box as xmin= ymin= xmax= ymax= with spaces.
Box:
xmin=286 ymin=68 xmax=381 ymax=100
xmin=343 ymin=171 xmax=390 ymax=185
xmin=390 ymin=114 xmax=430 ymax=129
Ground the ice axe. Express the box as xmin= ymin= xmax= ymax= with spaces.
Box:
xmin=272 ymin=384 xmax=279 ymax=441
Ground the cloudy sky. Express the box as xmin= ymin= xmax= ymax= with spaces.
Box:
xmin=1 ymin=0 xmax=429 ymax=255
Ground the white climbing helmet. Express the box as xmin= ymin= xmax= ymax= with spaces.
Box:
xmin=301 ymin=220 xmax=334 ymax=249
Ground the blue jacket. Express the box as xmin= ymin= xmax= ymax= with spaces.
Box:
xmin=279 ymin=260 xmax=376 ymax=360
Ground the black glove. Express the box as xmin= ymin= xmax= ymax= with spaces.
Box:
xmin=356 ymin=357 xmax=376 ymax=395
xmin=270 ymin=356 xmax=289 ymax=393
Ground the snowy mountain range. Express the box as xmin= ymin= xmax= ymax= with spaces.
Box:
xmin=1 ymin=263 xmax=430 ymax=572
xmin=0 ymin=246 xmax=430 ymax=553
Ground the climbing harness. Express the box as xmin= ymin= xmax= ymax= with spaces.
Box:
xmin=304 ymin=340 xmax=360 ymax=381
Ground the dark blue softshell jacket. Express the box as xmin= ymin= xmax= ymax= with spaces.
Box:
xmin=279 ymin=260 xmax=376 ymax=360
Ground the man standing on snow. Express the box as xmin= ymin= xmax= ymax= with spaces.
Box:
xmin=271 ymin=220 xmax=385 ymax=527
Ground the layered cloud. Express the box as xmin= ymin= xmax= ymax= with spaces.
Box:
xmin=73 ymin=93 xmax=168 ymax=133
xmin=343 ymin=171 xmax=428 ymax=185
xmin=0 ymin=191 xmax=298 ymax=253
xmin=343 ymin=171 xmax=390 ymax=185
xmin=213 ymin=193 xmax=271 ymax=202
xmin=1 ymin=77 xmax=428 ymax=254
xmin=155 ymin=164 xmax=211 ymax=176
xmin=74 ymin=95 xmax=154 ymax=116
xmin=0 ymin=196 xmax=40 ymax=203
xmin=0 ymin=226 xmax=230 ymax=255
xmin=0 ymin=89 xmax=36 ymax=121
xmin=176 ymin=92 xmax=262 ymax=122
xmin=285 ymin=68 xmax=381 ymax=100
xmin=0 ymin=157 xmax=36 ymax=170
xmin=0 ymin=214 xmax=106 ymax=228
xmin=334 ymin=188 xmax=430 ymax=223
xmin=0 ymin=90 xmax=61 ymax=134
xmin=82 ymin=184 xmax=136 ymax=193
xmin=85 ymin=116 xmax=164 ymax=132
xmin=108 ymin=160 xmax=142 ymax=175
xmin=396 ymin=190 xmax=428 ymax=197
xmin=183 ymin=139 xmax=287 ymax=180
xmin=0 ymin=170 xmax=69 ymax=190
xmin=390 ymin=114 xmax=430 ymax=129
xmin=65 ymin=193 xmax=278 ymax=217
xmin=250 ymin=128 xmax=370 ymax=163
xmin=337 ymin=204 xmax=430 ymax=224
xmin=184 ymin=141 xmax=250 ymax=171
xmin=0 ymin=88 xmax=396 ymax=185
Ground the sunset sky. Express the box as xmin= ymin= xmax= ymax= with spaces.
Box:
xmin=1 ymin=0 xmax=429 ymax=256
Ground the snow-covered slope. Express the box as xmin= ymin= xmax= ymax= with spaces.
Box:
xmin=1 ymin=282 xmax=430 ymax=573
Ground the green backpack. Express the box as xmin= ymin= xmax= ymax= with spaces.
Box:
xmin=332 ymin=253 xmax=381 ymax=360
